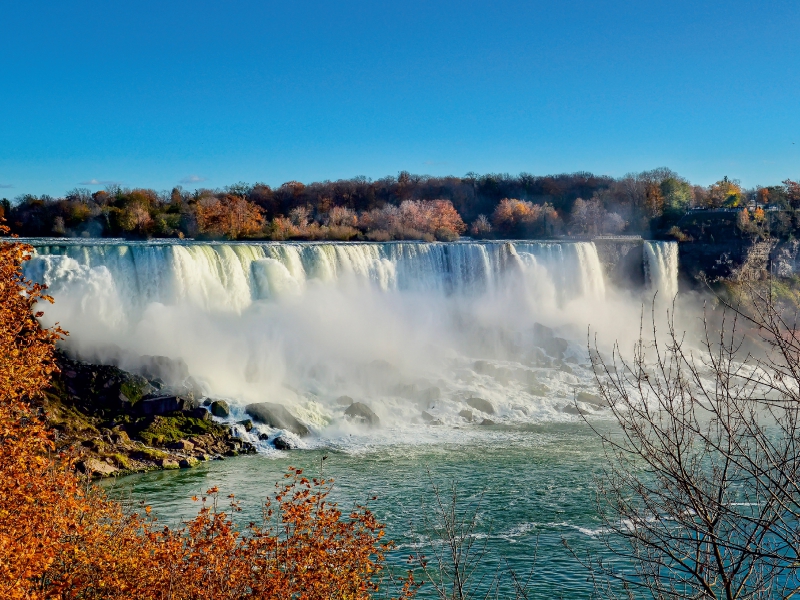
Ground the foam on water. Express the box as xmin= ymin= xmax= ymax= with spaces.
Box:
xmin=23 ymin=239 xmax=679 ymax=449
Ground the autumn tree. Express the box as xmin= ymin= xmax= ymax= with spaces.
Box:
xmin=196 ymin=194 xmax=265 ymax=239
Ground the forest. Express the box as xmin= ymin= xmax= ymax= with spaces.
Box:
xmin=2 ymin=168 xmax=799 ymax=242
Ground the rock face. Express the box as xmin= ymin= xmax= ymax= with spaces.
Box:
xmin=592 ymin=239 xmax=645 ymax=287
xmin=245 ymin=402 xmax=310 ymax=436
xmin=465 ymin=397 xmax=495 ymax=415
xmin=344 ymin=402 xmax=380 ymax=426
xmin=210 ymin=400 xmax=230 ymax=418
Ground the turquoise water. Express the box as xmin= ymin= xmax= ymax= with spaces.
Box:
xmin=104 ymin=422 xmax=616 ymax=598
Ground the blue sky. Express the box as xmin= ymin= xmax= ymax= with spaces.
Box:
xmin=1 ymin=0 xmax=798 ymax=196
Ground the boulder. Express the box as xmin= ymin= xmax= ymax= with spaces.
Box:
xmin=458 ymin=409 xmax=474 ymax=422
xmin=238 ymin=419 xmax=254 ymax=432
xmin=167 ymin=439 xmax=195 ymax=452
xmin=137 ymin=395 xmax=187 ymax=416
xmin=479 ymin=419 xmax=496 ymax=426
xmin=559 ymin=363 xmax=574 ymax=375
xmin=245 ymin=403 xmax=310 ymax=436
xmin=562 ymin=404 xmax=591 ymax=416
xmin=576 ymin=391 xmax=607 ymax=407
xmin=336 ymin=395 xmax=354 ymax=406
xmin=184 ymin=407 xmax=211 ymax=421
xmin=158 ymin=458 xmax=180 ymax=469
xmin=179 ymin=457 xmax=199 ymax=469
xmin=465 ymin=397 xmax=495 ymax=415
xmin=78 ymin=458 xmax=118 ymax=477
xmin=258 ymin=432 xmax=270 ymax=441
xmin=273 ymin=435 xmax=299 ymax=450
xmin=344 ymin=402 xmax=380 ymax=426
xmin=210 ymin=400 xmax=230 ymax=418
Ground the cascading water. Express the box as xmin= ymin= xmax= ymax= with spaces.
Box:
xmin=22 ymin=238 xmax=662 ymax=448
xmin=644 ymin=241 xmax=679 ymax=300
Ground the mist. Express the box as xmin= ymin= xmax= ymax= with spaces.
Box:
xmin=24 ymin=240 xmax=694 ymax=441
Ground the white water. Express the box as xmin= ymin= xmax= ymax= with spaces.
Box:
xmin=644 ymin=241 xmax=679 ymax=300
xmin=23 ymin=239 xmax=678 ymax=449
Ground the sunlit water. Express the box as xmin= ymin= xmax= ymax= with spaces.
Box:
xmin=103 ymin=422 xmax=614 ymax=599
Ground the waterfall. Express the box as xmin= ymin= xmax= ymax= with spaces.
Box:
xmin=25 ymin=240 xmax=609 ymax=316
xmin=644 ymin=241 xmax=679 ymax=300
xmin=22 ymin=239 xmax=673 ymax=434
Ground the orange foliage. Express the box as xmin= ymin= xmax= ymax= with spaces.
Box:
xmin=196 ymin=195 xmax=265 ymax=239
xmin=0 ymin=220 xmax=415 ymax=599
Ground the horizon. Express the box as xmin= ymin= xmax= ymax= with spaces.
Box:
xmin=2 ymin=0 xmax=799 ymax=196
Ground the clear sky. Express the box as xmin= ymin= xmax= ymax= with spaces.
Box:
xmin=1 ymin=0 xmax=799 ymax=196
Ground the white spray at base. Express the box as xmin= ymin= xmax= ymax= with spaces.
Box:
xmin=23 ymin=239 xmax=679 ymax=450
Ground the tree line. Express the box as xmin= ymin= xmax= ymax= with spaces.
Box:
xmin=1 ymin=169 xmax=799 ymax=242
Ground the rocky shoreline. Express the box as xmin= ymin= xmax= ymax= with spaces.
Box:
xmin=45 ymin=352 xmax=256 ymax=478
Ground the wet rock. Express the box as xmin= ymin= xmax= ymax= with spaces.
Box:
xmin=336 ymin=395 xmax=354 ymax=406
xmin=344 ymin=402 xmax=380 ymax=426
xmin=238 ymin=419 xmax=253 ymax=432
xmin=559 ymin=363 xmax=574 ymax=375
xmin=465 ymin=397 xmax=495 ymax=415
xmin=258 ymin=432 xmax=270 ymax=441
xmin=458 ymin=409 xmax=474 ymax=422
xmin=576 ymin=391 xmax=607 ymax=407
xmin=562 ymin=404 xmax=591 ymax=416
xmin=479 ymin=419 xmax=496 ymax=426
xmin=210 ymin=400 xmax=230 ymax=418
xmin=179 ymin=457 xmax=199 ymax=469
xmin=158 ymin=458 xmax=180 ymax=469
xmin=273 ymin=435 xmax=299 ymax=450
xmin=245 ymin=402 xmax=310 ymax=436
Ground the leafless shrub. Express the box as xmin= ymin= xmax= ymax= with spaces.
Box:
xmin=576 ymin=288 xmax=800 ymax=599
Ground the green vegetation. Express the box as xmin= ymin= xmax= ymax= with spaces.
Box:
xmin=135 ymin=414 xmax=214 ymax=446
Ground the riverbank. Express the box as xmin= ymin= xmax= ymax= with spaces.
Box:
xmin=45 ymin=351 xmax=256 ymax=477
